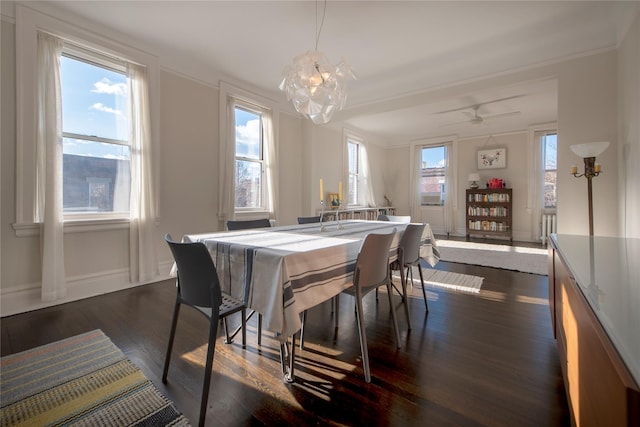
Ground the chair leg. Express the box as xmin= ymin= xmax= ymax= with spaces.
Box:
xmin=334 ymin=294 xmax=340 ymax=328
xmin=400 ymin=263 xmax=411 ymax=330
xmin=257 ymin=313 xmax=262 ymax=346
xmin=354 ymin=288 xmax=371 ymax=383
xmin=299 ymin=310 xmax=306 ymax=349
xmin=162 ymin=299 xmax=181 ymax=383
xmin=386 ymin=281 xmax=402 ymax=349
xmin=223 ymin=317 xmax=232 ymax=344
xmin=418 ymin=264 xmax=429 ymax=312
xmin=198 ymin=313 xmax=219 ymax=427
xmin=241 ymin=308 xmax=247 ymax=348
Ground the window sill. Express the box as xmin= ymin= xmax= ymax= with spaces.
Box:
xmin=12 ymin=218 xmax=132 ymax=237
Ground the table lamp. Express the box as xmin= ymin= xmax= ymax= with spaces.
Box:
xmin=468 ymin=173 xmax=481 ymax=189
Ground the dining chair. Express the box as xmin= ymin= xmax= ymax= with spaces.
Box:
xmin=162 ymin=234 xmax=248 ymax=427
xmin=390 ymin=223 xmax=428 ymax=330
xmin=225 ymin=218 xmax=271 ymax=345
xmin=297 ymin=215 xmax=322 ymax=224
xmin=337 ymin=229 xmax=401 ymax=383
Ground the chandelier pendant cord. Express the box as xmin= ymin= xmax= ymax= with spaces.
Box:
xmin=315 ymin=0 xmax=327 ymax=52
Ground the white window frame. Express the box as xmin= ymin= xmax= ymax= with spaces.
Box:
xmin=542 ymin=132 xmax=558 ymax=210
xmin=346 ymin=137 xmax=361 ymax=206
xmin=14 ymin=5 xmax=159 ymax=235
xmin=233 ymin=103 xmax=266 ymax=212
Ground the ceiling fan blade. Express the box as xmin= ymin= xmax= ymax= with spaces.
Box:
xmin=432 ymin=94 xmax=526 ymax=115
xmin=484 ymin=111 xmax=521 ymax=120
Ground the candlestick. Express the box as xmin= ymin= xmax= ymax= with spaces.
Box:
xmin=338 ymin=181 xmax=343 ymax=203
xmin=319 ymin=178 xmax=324 ymax=202
xmin=571 ymin=165 xmax=578 ymax=175
xmin=594 ymin=163 xmax=601 ymax=173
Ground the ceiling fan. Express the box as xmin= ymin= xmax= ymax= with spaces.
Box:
xmin=434 ymin=95 xmax=523 ymax=127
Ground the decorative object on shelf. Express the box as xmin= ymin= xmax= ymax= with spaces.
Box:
xmin=279 ymin=0 xmax=356 ymax=125
xmin=328 ymin=193 xmax=340 ymax=209
xmin=477 ymin=147 xmax=506 ymax=169
xmin=384 ymin=194 xmax=392 ymax=207
xmin=468 ymin=173 xmax=480 ymax=189
xmin=570 ymin=141 xmax=609 ymax=236
xmin=487 ymin=178 xmax=504 ymax=189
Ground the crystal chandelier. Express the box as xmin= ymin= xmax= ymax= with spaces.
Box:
xmin=279 ymin=1 xmax=355 ymax=125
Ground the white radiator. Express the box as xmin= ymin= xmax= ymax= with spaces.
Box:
xmin=541 ymin=213 xmax=557 ymax=245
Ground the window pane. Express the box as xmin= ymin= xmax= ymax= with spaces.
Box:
xmin=544 ymin=171 xmax=557 ymax=208
xmin=235 ymin=160 xmax=262 ymax=208
xmin=348 ymin=142 xmax=358 ymax=174
xmin=421 ymin=146 xmax=446 ymax=206
xmin=544 ymin=134 xmax=557 ymax=170
xmin=62 ymin=138 xmax=130 ymax=212
xmin=61 ymin=55 xmax=129 ymax=141
xmin=235 ymin=107 xmax=261 ymax=160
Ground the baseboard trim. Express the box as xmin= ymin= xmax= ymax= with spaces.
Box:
xmin=0 ymin=260 xmax=174 ymax=317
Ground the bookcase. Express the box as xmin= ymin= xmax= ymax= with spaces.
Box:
xmin=466 ymin=188 xmax=512 ymax=241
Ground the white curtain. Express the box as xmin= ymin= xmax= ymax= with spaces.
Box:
xmin=128 ymin=63 xmax=158 ymax=283
xmin=530 ymin=131 xmax=546 ymax=241
xmin=36 ymin=32 xmax=66 ymax=302
xmin=409 ymin=144 xmax=423 ymax=222
xmin=263 ymin=111 xmax=278 ymax=220
xmin=218 ymin=97 xmax=277 ymax=223
xmin=360 ymin=143 xmax=376 ymax=207
xmin=218 ymin=97 xmax=236 ymax=223
xmin=443 ymin=141 xmax=456 ymax=234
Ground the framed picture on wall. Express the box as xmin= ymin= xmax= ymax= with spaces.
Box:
xmin=478 ymin=147 xmax=507 ymax=169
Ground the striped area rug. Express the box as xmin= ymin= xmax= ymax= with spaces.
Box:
xmin=0 ymin=329 xmax=189 ymax=427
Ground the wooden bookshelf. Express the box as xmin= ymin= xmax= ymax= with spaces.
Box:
xmin=466 ymin=188 xmax=512 ymax=241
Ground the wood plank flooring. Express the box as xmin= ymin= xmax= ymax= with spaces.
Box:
xmin=1 ymin=255 xmax=570 ymax=426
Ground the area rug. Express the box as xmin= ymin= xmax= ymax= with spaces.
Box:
xmin=436 ymin=239 xmax=548 ymax=275
xmin=395 ymin=269 xmax=484 ymax=294
xmin=0 ymin=329 xmax=189 ymax=427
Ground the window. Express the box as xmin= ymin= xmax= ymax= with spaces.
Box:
xmin=347 ymin=139 xmax=360 ymax=205
xmin=420 ymin=146 xmax=446 ymax=206
xmin=60 ymin=51 xmax=131 ymax=215
xmin=542 ymin=133 xmax=557 ymax=208
xmin=234 ymin=105 xmax=264 ymax=210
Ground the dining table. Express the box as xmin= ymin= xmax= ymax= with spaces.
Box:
xmin=180 ymin=219 xmax=439 ymax=382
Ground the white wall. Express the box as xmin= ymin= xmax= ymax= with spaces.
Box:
xmin=618 ymin=13 xmax=640 ymax=239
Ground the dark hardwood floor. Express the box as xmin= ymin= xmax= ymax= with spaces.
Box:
xmin=1 ymin=253 xmax=570 ymax=426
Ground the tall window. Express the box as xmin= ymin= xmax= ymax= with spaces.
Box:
xmin=542 ymin=133 xmax=558 ymax=208
xmin=60 ymin=50 xmax=131 ymax=215
xmin=420 ymin=146 xmax=446 ymax=206
xmin=347 ymin=139 xmax=360 ymax=205
xmin=234 ymin=105 xmax=264 ymax=210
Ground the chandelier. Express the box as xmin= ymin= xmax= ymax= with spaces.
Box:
xmin=279 ymin=1 xmax=355 ymax=125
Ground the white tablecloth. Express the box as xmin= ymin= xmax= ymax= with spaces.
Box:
xmin=181 ymin=220 xmax=438 ymax=339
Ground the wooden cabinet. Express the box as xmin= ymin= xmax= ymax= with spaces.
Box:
xmin=466 ymin=188 xmax=512 ymax=241
xmin=549 ymin=236 xmax=640 ymax=426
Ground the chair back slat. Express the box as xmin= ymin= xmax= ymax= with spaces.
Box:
xmin=227 ymin=218 xmax=272 ymax=230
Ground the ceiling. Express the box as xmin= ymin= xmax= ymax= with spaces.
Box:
xmin=27 ymin=1 xmax=639 ymax=142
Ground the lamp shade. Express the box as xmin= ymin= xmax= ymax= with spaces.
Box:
xmin=570 ymin=141 xmax=610 ymax=158
xmin=468 ymin=173 xmax=480 ymax=182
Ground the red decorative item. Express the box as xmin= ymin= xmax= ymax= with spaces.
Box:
xmin=488 ymin=178 xmax=503 ymax=189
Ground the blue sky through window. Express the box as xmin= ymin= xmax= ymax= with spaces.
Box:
xmin=61 ymin=55 xmax=129 ymax=159
xmin=422 ymin=146 xmax=445 ymax=168
xmin=235 ymin=107 xmax=260 ymax=159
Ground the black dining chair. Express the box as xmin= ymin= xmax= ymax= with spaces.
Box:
xmin=224 ymin=218 xmax=271 ymax=345
xmin=162 ymin=234 xmax=248 ymax=427
xmin=297 ymin=215 xmax=322 ymax=224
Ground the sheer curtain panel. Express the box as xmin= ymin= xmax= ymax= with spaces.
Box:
xmin=36 ymin=32 xmax=66 ymax=302
xmin=128 ymin=63 xmax=158 ymax=283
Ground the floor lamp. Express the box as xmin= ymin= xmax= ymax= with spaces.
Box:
xmin=570 ymin=141 xmax=610 ymax=236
